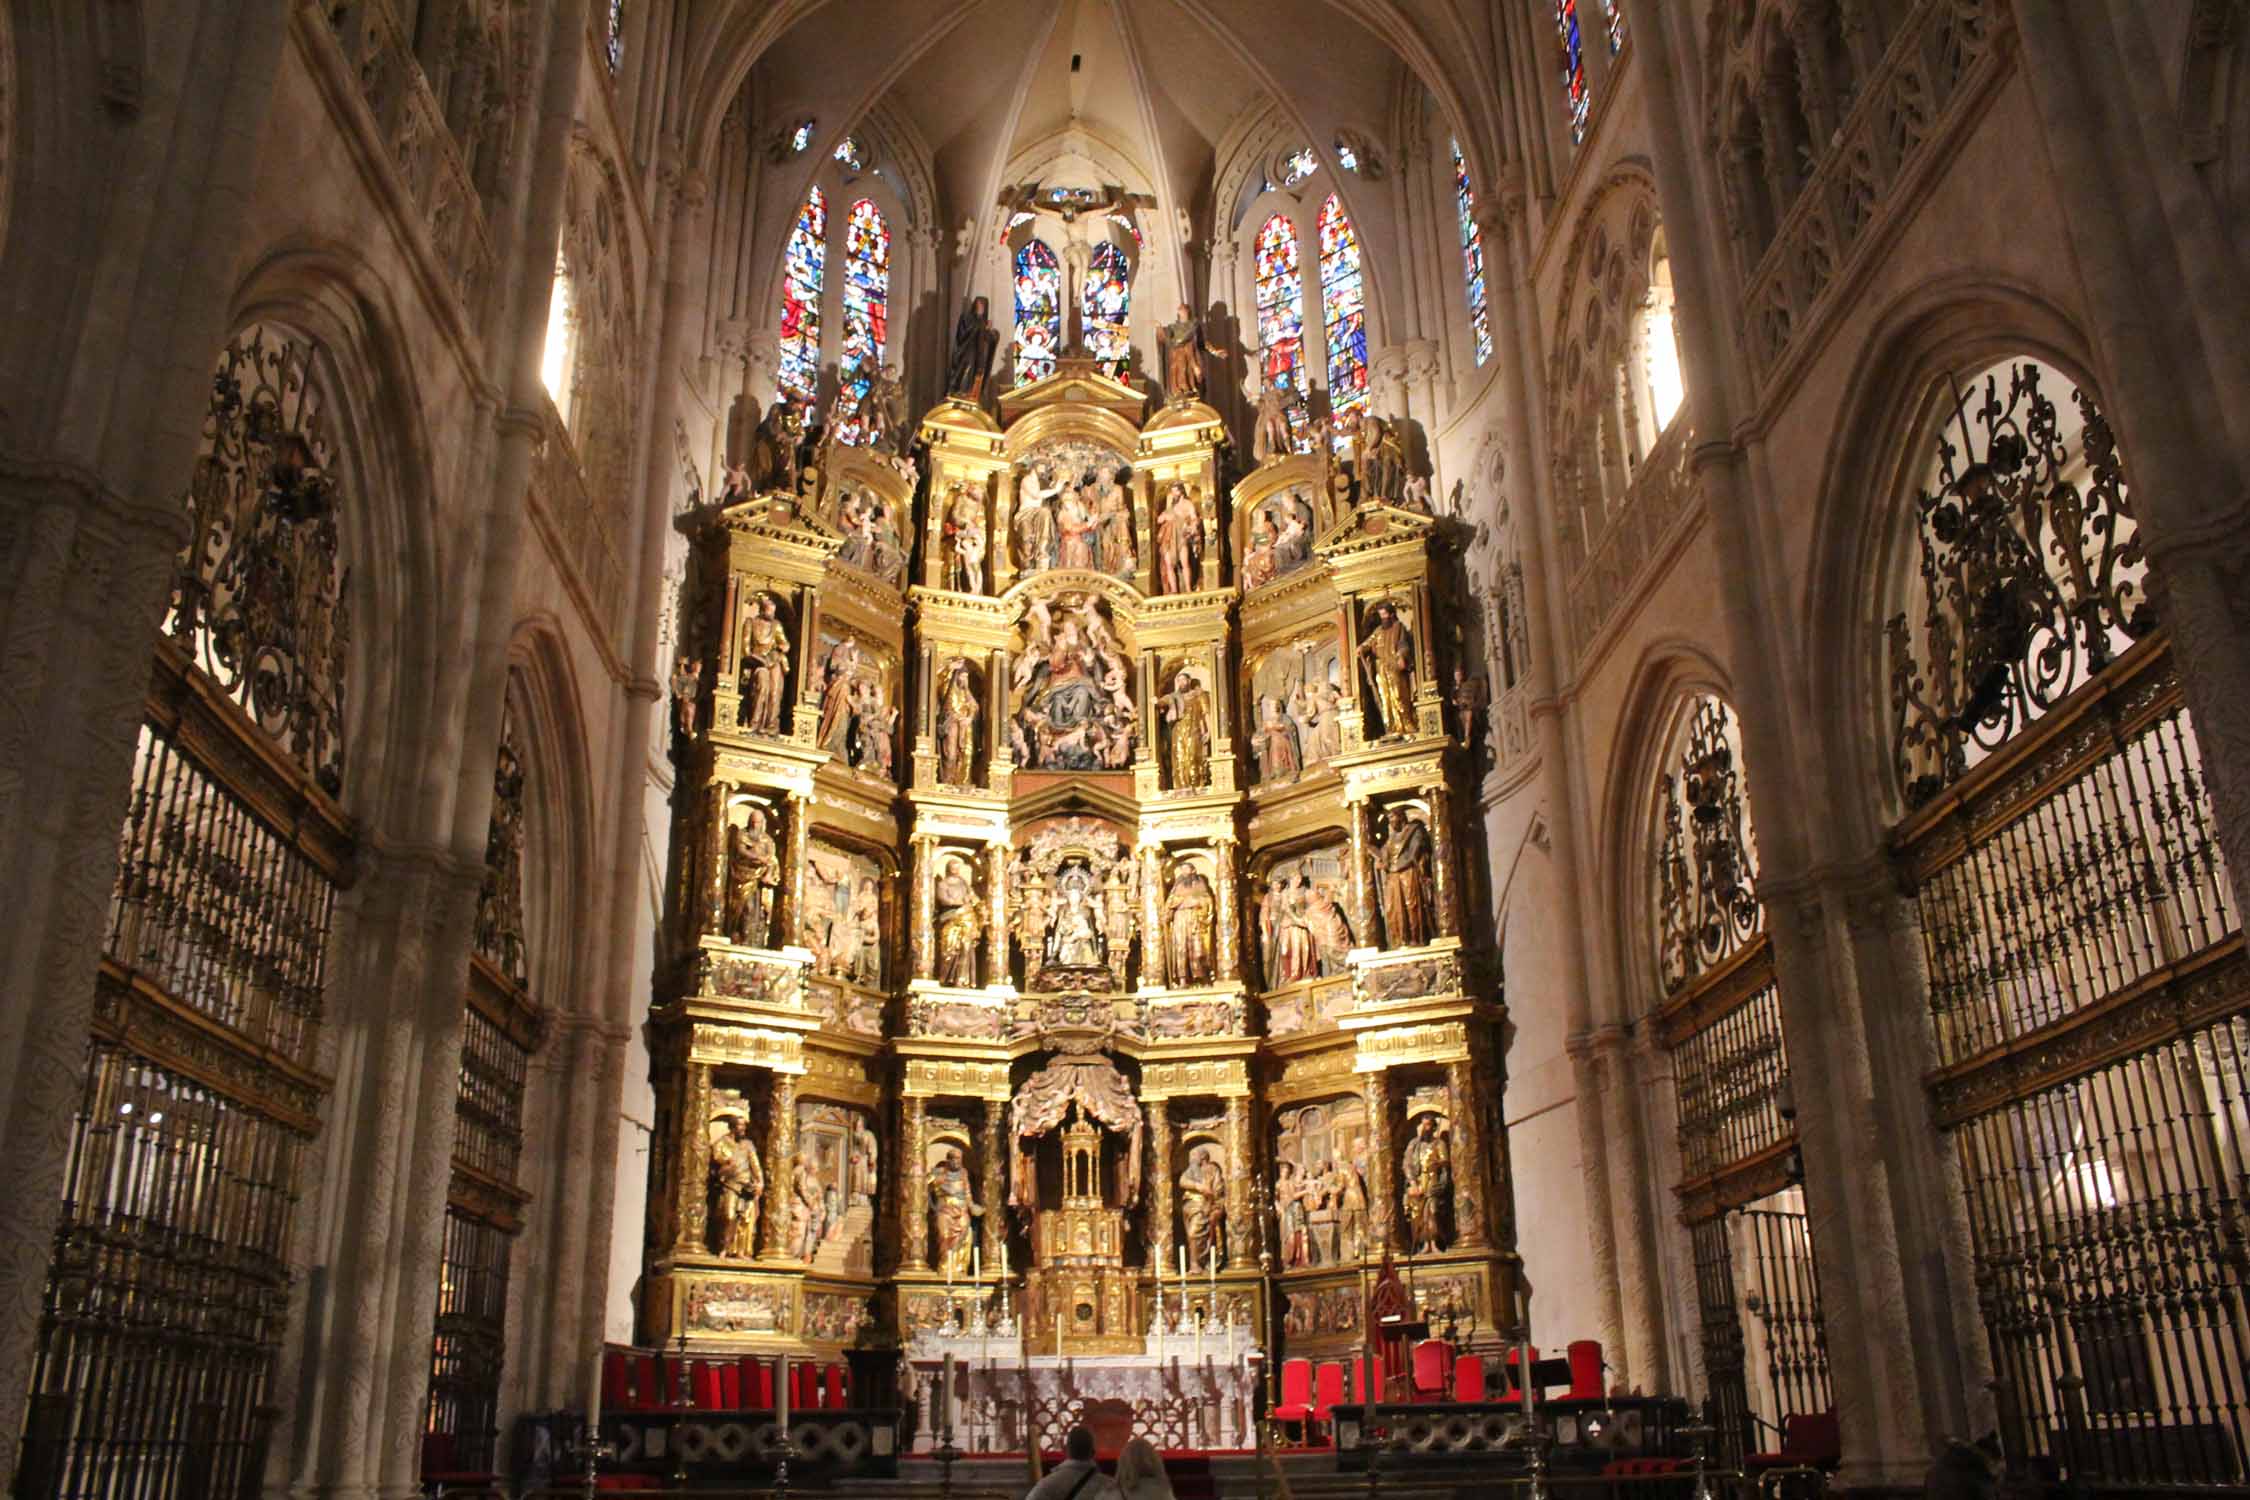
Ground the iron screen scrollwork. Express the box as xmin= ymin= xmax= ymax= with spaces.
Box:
xmin=170 ymin=324 xmax=352 ymax=795
xmin=1656 ymin=695 xmax=1762 ymax=994
xmin=474 ymin=702 xmax=529 ymax=986
xmin=1886 ymin=362 xmax=2153 ymax=810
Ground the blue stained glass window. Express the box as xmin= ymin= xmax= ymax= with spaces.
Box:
xmin=1451 ymin=141 xmax=1494 ymax=367
xmin=1318 ymin=195 xmax=1369 ymax=440
xmin=1604 ymin=0 xmax=1626 ymax=54
xmin=1013 ymin=239 xmax=1061 ymax=386
xmin=1334 ymin=137 xmax=1360 ymax=174
xmin=605 ymin=0 xmax=624 ymax=74
xmin=777 ymin=187 xmax=826 ymax=401
xmin=789 ymin=119 xmax=815 ymax=153
xmin=1255 ymin=213 xmax=1311 ymax=451
xmin=832 ymin=199 xmax=889 ymax=446
xmin=1083 ymin=241 xmax=1132 ymax=377
xmin=1558 ymin=0 xmax=1591 ymax=143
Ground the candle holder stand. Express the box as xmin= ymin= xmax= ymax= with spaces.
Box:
xmin=575 ymin=1421 xmax=613 ymax=1500
xmin=774 ymin=1427 xmax=795 ymax=1500
xmin=935 ymin=1436 xmax=963 ymax=1500
xmin=1680 ymin=1422 xmax=1717 ymax=1500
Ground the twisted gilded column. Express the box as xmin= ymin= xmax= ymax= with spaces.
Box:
xmin=1347 ymin=801 xmax=1377 ymax=946
xmin=912 ymin=836 xmax=938 ymax=979
xmin=703 ymin=782 xmax=730 ymax=935
xmin=761 ymin=1071 xmax=799 ymax=1258
xmin=1225 ymin=1093 xmax=1255 ymax=1269
xmin=673 ymin=1061 xmax=714 ymax=1253
xmin=1140 ymin=845 xmax=1165 ymax=979
xmin=1213 ymin=838 xmax=1241 ymax=979
xmin=1430 ymin=783 xmax=1460 ymax=939
xmin=1146 ymin=1100 xmax=1174 ymax=1268
xmin=985 ymin=845 xmax=1009 ymax=986
xmin=1444 ymin=1054 xmax=1487 ymax=1249
xmin=1363 ymin=1069 xmax=1398 ymax=1252
xmin=981 ymin=1097 xmax=1008 ymax=1267
xmin=784 ymin=792 xmax=811 ymax=946
xmin=902 ymin=1095 xmax=931 ymax=1271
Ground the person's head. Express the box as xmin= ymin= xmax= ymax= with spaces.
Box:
xmin=971 ymin=295 xmax=990 ymax=318
xmin=1174 ymin=302 xmax=1191 ymax=322
xmin=1117 ymin=1436 xmax=1165 ymax=1492
xmin=1417 ymin=1115 xmax=1435 ymax=1138
xmin=1065 ymin=1427 xmax=1097 ymax=1463
xmin=1388 ymin=806 xmax=1406 ymax=829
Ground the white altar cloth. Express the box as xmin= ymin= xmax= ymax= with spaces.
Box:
xmin=905 ymin=1345 xmax=1264 ymax=1453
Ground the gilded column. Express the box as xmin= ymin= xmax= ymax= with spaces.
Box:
xmin=674 ymin=1061 xmax=714 ymax=1254
xmin=912 ymin=836 xmax=938 ymax=979
xmin=1213 ymin=838 xmax=1241 ymax=980
xmin=1429 ymin=782 xmax=1460 ymax=939
xmin=902 ymin=1095 xmax=931 ymax=1271
xmin=981 ymin=1097 xmax=1008 ymax=1267
xmin=1444 ymin=1055 xmax=1487 ymax=1250
xmin=785 ymin=793 xmax=811 ymax=946
xmin=1363 ymin=1068 xmax=1397 ymax=1252
xmin=761 ymin=1070 xmax=799 ymax=1258
xmin=984 ymin=844 xmax=1009 ymax=985
xmin=1347 ymin=800 xmax=1377 ymax=947
xmin=704 ymin=782 xmax=731 ymax=935
xmin=1225 ymin=1092 xmax=1255 ymax=1269
xmin=1140 ymin=845 xmax=1165 ymax=979
xmin=1146 ymin=1099 xmax=1174 ymax=1270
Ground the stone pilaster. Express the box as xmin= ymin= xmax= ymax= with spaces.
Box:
xmin=1592 ymin=1027 xmax=1666 ymax=1391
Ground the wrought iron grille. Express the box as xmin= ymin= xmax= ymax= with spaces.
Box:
xmin=108 ymin=720 xmax=337 ymax=1065
xmin=1670 ymin=960 xmax=1792 ymax=1183
xmin=1954 ymin=1021 xmax=2249 ymax=1485
xmin=473 ymin=704 xmax=529 ymax=986
xmin=455 ymin=1003 xmax=530 ymax=1186
xmin=426 ymin=1210 xmax=513 ymax=1476
xmin=1691 ymin=1215 xmax=1754 ymax=1467
xmin=1739 ymin=1205 xmax=1834 ymax=1432
xmin=22 ymin=1050 xmax=301 ymax=1500
xmin=1657 ymin=696 xmax=1762 ymax=995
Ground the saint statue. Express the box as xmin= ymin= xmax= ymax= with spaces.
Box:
xmin=669 ymin=655 xmax=703 ymax=742
xmin=936 ymin=659 xmax=980 ymax=785
xmin=749 ymin=398 xmax=805 ymax=495
xmin=1159 ymin=670 xmax=1211 ymax=788
xmin=739 ymin=595 xmax=791 ymax=734
xmin=1251 ymin=373 xmax=1293 ymax=464
xmin=1178 ymin=1144 xmax=1228 ymax=1272
xmin=946 ymin=296 xmax=1001 ymax=399
xmin=1250 ymin=696 xmax=1302 ymax=784
xmin=1276 ymin=1160 xmax=1311 ymax=1268
xmin=1162 ymin=865 xmax=1217 ymax=987
xmin=793 ymin=1156 xmax=826 ymax=1260
xmin=1044 ymin=865 xmax=1106 ymax=970
xmin=1303 ymin=679 xmax=1344 ymax=763
xmin=1365 ymin=413 xmax=1409 ymax=504
xmin=1160 ymin=304 xmax=1229 ymax=403
xmin=1155 ymin=481 xmax=1203 ymax=594
xmin=1378 ymin=806 xmax=1434 ymax=949
xmin=849 ymin=1116 xmax=879 ymax=1207
xmin=864 ymin=363 xmax=908 ymax=453
xmin=1093 ymin=467 xmax=1134 ymax=576
xmin=933 ymin=859 xmax=984 ymax=987
xmin=708 ymin=1114 xmax=764 ymax=1259
xmin=928 ymin=1145 xmax=983 ymax=1279
xmin=1401 ymin=1114 xmax=1452 ymax=1253
xmin=1015 ymin=461 xmax=1062 ymax=574
xmin=1311 ymin=882 xmax=1356 ymax=975
xmin=1333 ymin=1153 xmax=1369 ymax=1262
xmin=816 ymin=637 xmax=861 ymax=756
xmin=1056 ymin=479 xmax=1099 ymax=570
xmin=722 ymin=809 xmax=780 ymax=947
xmin=1450 ymin=666 xmax=1490 ymax=756
xmin=1356 ymin=601 xmax=1415 ymax=738
xmin=943 ymin=483 xmax=987 ymax=594
xmin=852 ymin=682 xmax=897 ymax=778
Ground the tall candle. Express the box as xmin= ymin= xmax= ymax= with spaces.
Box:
xmin=776 ymin=1353 xmax=790 ymax=1433
xmin=941 ymin=1352 xmax=955 ymax=1442
xmin=1178 ymin=1244 xmax=1187 ymax=1279
xmin=588 ymin=1346 xmax=604 ymax=1428
xmin=1520 ymin=1340 xmax=1534 ymax=1424
xmin=1000 ymin=1240 xmax=1009 ymax=1280
xmin=973 ymin=1244 xmax=981 ymax=1281
xmin=1056 ymin=1308 xmax=1065 ymax=1356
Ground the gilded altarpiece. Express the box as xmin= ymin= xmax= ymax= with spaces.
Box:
xmin=643 ymin=361 xmax=1515 ymax=1384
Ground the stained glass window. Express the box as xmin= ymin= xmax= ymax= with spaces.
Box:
xmin=1108 ymin=213 xmax=1142 ymax=249
xmin=1083 ymin=241 xmax=1132 ymax=377
xmin=1558 ymin=0 xmax=1591 ymax=144
xmin=605 ymin=0 xmax=624 ymax=74
xmin=1318 ymin=196 xmax=1368 ymax=441
xmin=789 ymin=119 xmax=815 ymax=153
xmin=1280 ymin=148 xmax=1318 ymax=187
xmin=1254 ymin=212 xmax=1306 ymax=395
xmin=832 ymin=199 xmax=889 ymax=445
xmin=1334 ymin=137 xmax=1360 ymax=174
xmin=1451 ymin=141 xmax=1493 ymax=367
xmin=1013 ymin=239 xmax=1061 ymax=386
xmin=834 ymin=136 xmax=865 ymax=172
xmin=777 ymin=187 xmax=826 ymax=402
xmin=1604 ymin=0 xmax=1626 ymax=53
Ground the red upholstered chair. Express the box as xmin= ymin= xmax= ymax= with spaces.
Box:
xmin=1565 ymin=1340 xmax=1604 ymax=1401
xmin=1750 ymin=1410 xmax=1843 ymax=1471
xmin=745 ymin=1356 xmax=773 ymax=1409
xmin=691 ymin=1359 xmax=722 ymax=1409
xmin=718 ymin=1360 xmax=743 ymax=1409
xmin=1453 ymin=1354 xmax=1486 ymax=1402
xmin=602 ymin=1350 xmax=632 ymax=1414
xmin=1272 ymin=1358 xmax=1317 ymax=1444
xmin=824 ymin=1363 xmax=847 ymax=1410
xmin=1410 ymin=1340 xmax=1453 ymax=1401
xmin=1499 ymin=1345 xmax=1541 ymax=1399
xmin=632 ymin=1353 xmax=661 ymax=1409
xmin=1350 ymin=1354 xmax=1379 ymax=1406
xmin=793 ymin=1362 xmax=815 ymax=1410
xmin=1313 ymin=1361 xmax=1346 ymax=1438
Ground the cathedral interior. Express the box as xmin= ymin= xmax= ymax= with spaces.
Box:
xmin=2 ymin=1 xmax=2248 ymax=1497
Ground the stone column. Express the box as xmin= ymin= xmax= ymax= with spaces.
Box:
xmin=761 ymin=1071 xmax=799 ymax=1258
xmin=1362 ymin=1069 xmax=1397 ymax=1253
xmin=1564 ymin=1034 xmax=1629 ymax=1361
xmin=1213 ymin=839 xmax=1241 ymax=980
xmin=1592 ymin=1027 xmax=1666 ymax=1391
xmin=1146 ymin=1099 xmax=1174 ymax=1269
xmin=674 ymin=1061 xmax=714 ymax=1254
xmin=902 ymin=1095 xmax=931 ymax=1271
xmin=1347 ymin=801 xmax=1377 ymax=946
xmin=912 ymin=836 xmax=938 ymax=979
xmin=984 ymin=844 xmax=1009 ymax=986
xmin=1444 ymin=1056 xmax=1487 ymax=1250
xmin=981 ymin=1097 xmax=1008 ymax=1268
xmin=1428 ymin=783 xmax=1459 ymax=938
xmin=1225 ymin=1093 xmax=1255 ymax=1269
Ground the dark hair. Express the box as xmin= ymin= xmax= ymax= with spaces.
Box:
xmin=1066 ymin=1427 xmax=1096 ymax=1462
